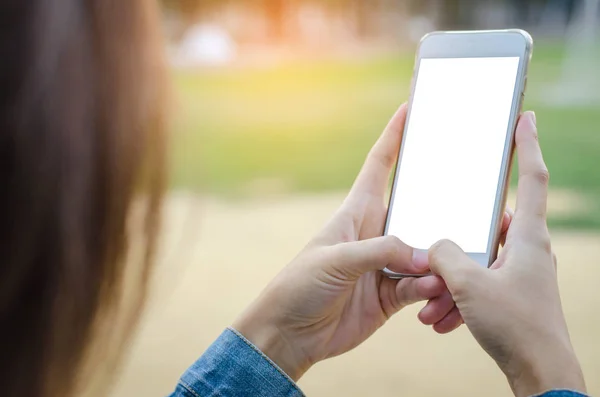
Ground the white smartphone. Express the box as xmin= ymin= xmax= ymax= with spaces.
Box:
xmin=382 ymin=29 xmax=533 ymax=279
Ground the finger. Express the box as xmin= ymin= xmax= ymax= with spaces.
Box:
xmin=514 ymin=111 xmax=550 ymax=228
xmin=327 ymin=235 xmax=424 ymax=279
xmin=428 ymin=239 xmax=485 ymax=297
xmin=499 ymin=208 xmax=514 ymax=247
xmin=432 ymin=306 xmax=463 ymax=334
xmin=395 ymin=275 xmax=447 ymax=308
xmin=349 ymin=104 xmax=407 ymax=199
xmin=417 ymin=290 xmax=455 ymax=325
xmin=501 ymin=208 xmax=514 ymax=235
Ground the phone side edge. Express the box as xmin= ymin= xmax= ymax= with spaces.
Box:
xmin=484 ymin=39 xmax=533 ymax=267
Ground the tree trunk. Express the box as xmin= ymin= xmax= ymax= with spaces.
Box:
xmin=438 ymin=0 xmax=463 ymax=29
xmin=352 ymin=0 xmax=383 ymax=38
xmin=266 ymin=0 xmax=287 ymax=42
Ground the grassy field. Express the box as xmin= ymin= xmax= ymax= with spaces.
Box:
xmin=171 ymin=44 xmax=600 ymax=228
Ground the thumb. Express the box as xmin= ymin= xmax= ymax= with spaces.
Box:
xmin=326 ymin=236 xmax=426 ymax=280
xmin=428 ymin=239 xmax=485 ymax=295
xmin=349 ymin=104 xmax=407 ymax=199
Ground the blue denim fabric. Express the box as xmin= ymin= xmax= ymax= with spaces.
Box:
xmin=534 ymin=391 xmax=587 ymax=397
xmin=169 ymin=327 xmax=585 ymax=397
xmin=170 ymin=327 xmax=304 ymax=397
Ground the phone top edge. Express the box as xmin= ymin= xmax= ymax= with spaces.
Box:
xmin=420 ymin=28 xmax=533 ymax=37
xmin=417 ymin=29 xmax=533 ymax=61
xmin=420 ymin=29 xmax=533 ymax=48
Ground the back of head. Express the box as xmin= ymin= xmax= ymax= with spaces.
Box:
xmin=0 ymin=1 xmax=167 ymax=396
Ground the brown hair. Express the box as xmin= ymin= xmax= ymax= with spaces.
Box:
xmin=0 ymin=1 xmax=167 ymax=397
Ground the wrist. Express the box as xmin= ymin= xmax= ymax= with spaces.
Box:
xmin=232 ymin=309 xmax=312 ymax=381
xmin=507 ymin=342 xmax=586 ymax=397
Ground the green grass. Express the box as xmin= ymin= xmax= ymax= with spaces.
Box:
xmin=170 ymin=44 xmax=600 ymax=229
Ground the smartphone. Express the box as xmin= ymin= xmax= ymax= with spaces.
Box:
xmin=382 ymin=29 xmax=533 ymax=279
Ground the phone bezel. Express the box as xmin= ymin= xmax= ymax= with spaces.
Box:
xmin=382 ymin=29 xmax=533 ymax=279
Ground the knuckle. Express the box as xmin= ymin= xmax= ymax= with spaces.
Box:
xmin=521 ymin=226 xmax=552 ymax=253
xmin=381 ymin=235 xmax=403 ymax=257
xmin=537 ymin=229 xmax=552 ymax=254
xmin=368 ymin=145 xmax=395 ymax=170
xmin=533 ymin=167 xmax=550 ymax=185
xmin=429 ymin=239 xmax=454 ymax=260
xmin=542 ymin=239 xmax=552 ymax=255
xmin=379 ymin=150 xmax=397 ymax=169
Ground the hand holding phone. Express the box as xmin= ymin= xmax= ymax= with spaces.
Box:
xmin=427 ymin=112 xmax=587 ymax=397
xmin=383 ymin=30 xmax=533 ymax=278
xmin=233 ymin=106 xmax=461 ymax=382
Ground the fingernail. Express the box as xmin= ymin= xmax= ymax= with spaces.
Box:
xmin=412 ymin=250 xmax=429 ymax=270
xmin=529 ymin=111 xmax=536 ymax=126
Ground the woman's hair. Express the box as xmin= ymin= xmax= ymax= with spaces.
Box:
xmin=0 ymin=1 xmax=167 ymax=396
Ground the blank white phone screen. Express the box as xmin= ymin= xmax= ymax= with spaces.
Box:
xmin=387 ymin=57 xmax=520 ymax=253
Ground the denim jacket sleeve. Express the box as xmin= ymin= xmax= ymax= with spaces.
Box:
xmin=169 ymin=327 xmax=587 ymax=397
xmin=170 ymin=327 xmax=304 ymax=397
xmin=535 ymin=391 xmax=588 ymax=397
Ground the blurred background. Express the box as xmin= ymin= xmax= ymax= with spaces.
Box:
xmin=111 ymin=1 xmax=600 ymax=396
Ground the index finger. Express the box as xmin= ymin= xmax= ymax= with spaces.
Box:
xmin=514 ymin=111 xmax=549 ymax=226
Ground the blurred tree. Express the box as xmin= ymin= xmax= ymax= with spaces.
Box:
xmin=440 ymin=0 xmax=463 ymax=29
xmin=161 ymin=0 xmax=222 ymax=26
xmin=351 ymin=0 xmax=383 ymax=38
xmin=163 ymin=0 xmax=201 ymax=17
xmin=548 ymin=0 xmax=600 ymax=106
xmin=407 ymin=0 xmax=472 ymax=30
xmin=353 ymin=0 xmax=370 ymax=37
xmin=264 ymin=0 xmax=288 ymax=42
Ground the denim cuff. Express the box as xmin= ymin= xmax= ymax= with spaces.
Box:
xmin=177 ymin=327 xmax=305 ymax=397
xmin=534 ymin=390 xmax=589 ymax=397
